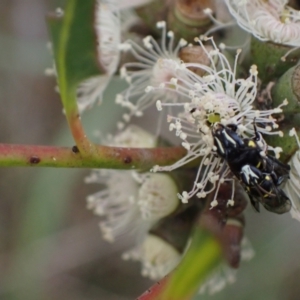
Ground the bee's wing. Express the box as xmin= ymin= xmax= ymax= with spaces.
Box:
xmin=265 ymin=155 xmax=290 ymax=176
xmin=245 ymin=176 xmax=291 ymax=214
xmin=259 ymin=180 xmax=291 ymax=214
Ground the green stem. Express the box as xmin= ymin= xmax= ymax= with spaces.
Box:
xmin=0 ymin=143 xmax=186 ymax=169
xmin=48 ymin=0 xmax=101 ymax=155
xmin=65 ymin=108 xmax=97 ymax=154
xmin=162 ymin=230 xmax=221 ymax=299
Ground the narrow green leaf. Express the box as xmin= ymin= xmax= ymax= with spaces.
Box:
xmin=162 ymin=228 xmax=222 ymax=299
xmin=47 ymin=0 xmax=103 ymax=111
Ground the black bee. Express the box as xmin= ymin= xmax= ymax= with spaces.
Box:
xmin=212 ymin=122 xmax=291 ymax=214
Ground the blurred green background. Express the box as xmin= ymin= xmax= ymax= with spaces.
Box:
xmin=0 ymin=1 xmax=300 ymax=300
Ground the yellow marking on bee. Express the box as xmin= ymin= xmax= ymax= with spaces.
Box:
xmin=265 ymin=175 xmax=271 ymax=180
xmin=248 ymin=140 xmax=256 ymax=148
xmin=256 ymin=161 xmax=261 ymax=168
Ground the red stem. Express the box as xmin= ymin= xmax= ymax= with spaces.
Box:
xmin=0 ymin=143 xmax=186 ymax=169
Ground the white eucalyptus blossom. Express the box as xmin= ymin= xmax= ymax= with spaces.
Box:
xmin=224 ymin=0 xmax=300 ymax=58
xmin=122 ymin=234 xmax=181 ymax=280
xmin=283 ymin=128 xmax=300 ymax=221
xmin=116 ymin=20 xmax=188 ymax=123
xmin=77 ymin=0 xmax=121 ymax=112
xmin=151 ymin=37 xmax=287 ymax=206
xmin=86 ymin=169 xmax=141 ymax=242
xmin=86 ymin=125 xmax=179 ymax=242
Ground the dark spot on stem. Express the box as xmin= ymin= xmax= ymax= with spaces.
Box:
xmin=72 ymin=145 xmax=80 ymax=153
xmin=124 ymin=156 xmax=132 ymax=164
xmin=30 ymin=156 xmax=40 ymax=164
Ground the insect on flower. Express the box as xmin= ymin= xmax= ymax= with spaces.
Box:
xmin=212 ymin=121 xmax=291 ymax=214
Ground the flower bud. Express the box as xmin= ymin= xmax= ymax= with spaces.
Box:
xmin=138 ymin=173 xmax=180 ymax=220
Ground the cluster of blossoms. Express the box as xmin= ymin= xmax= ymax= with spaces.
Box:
xmin=86 ymin=125 xmax=182 ymax=279
xmin=79 ymin=0 xmax=300 ymax=293
xmin=117 ymin=22 xmax=287 ymax=206
xmin=153 ymin=38 xmax=287 ymax=206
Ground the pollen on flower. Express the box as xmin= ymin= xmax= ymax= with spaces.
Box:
xmin=250 ymin=65 xmax=258 ymax=76
xmin=145 ymin=86 xmax=154 ymax=93
xmin=289 ymin=127 xmax=297 ymax=137
xmin=167 ymin=30 xmax=174 ymax=38
xmin=273 ymin=108 xmax=283 ymax=113
xmin=156 ymin=100 xmax=162 ymax=111
xmin=210 ymin=199 xmax=218 ymax=208
xmin=273 ymin=147 xmax=283 ymax=159
xmin=169 ymin=123 xmax=176 ymax=131
xmin=179 ymin=38 xmax=188 ymax=47
xmin=156 ymin=20 xmax=166 ymax=28
xmin=179 ymin=191 xmax=189 ymax=203
xmin=197 ymin=191 xmax=207 ymax=198
xmin=170 ymin=77 xmax=178 ymax=86
xmin=203 ymin=8 xmax=213 ymax=15
xmin=219 ymin=43 xmax=226 ymax=50
xmin=182 ymin=142 xmax=191 ymax=150
xmin=180 ymin=132 xmax=187 ymax=140
xmin=151 ymin=165 xmax=161 ymax=173
xmin=227 ymin=199 xmax=235 ymax=206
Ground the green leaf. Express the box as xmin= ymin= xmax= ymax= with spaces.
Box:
xmin=163 ymin=229 xmax=222 ymax=299
xmin=47 ymin=0 xmax=103 ymax=112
